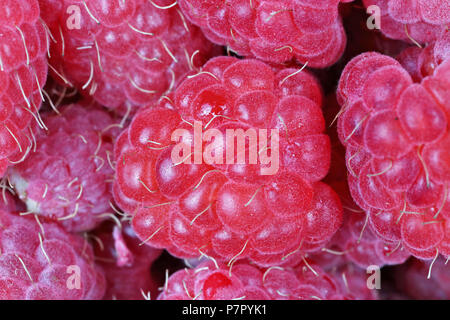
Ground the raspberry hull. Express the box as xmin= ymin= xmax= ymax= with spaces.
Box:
xmin=337 ymin=35 xmax=450 ymax=261
xmin=0 ymin=209 xmax=105 ymax=300
xmin=0 ymin=0 xmax=48 ymax=177
xmin=38 ymin=0 xmax=217 ymax=112
xmin=114 ymin=56 xmax=343 ymax=267
xmin=9 ymin=104 xmax=119 ymax=232
xmin=177 ymin=0 xmax=350 ymax=68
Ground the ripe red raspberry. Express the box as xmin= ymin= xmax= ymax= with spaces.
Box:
xmin=336 ymin=34 xmax=450 ymax=262
xmin=393 ymin=257 xmax=450 ymax=300
xmin=93 ymin=223 xmax=162 ymax=300
xmin=8 ymin=104 xmax=119 ymax=232
xmin=0 ymin=209 xmax=105 ymax=300
xmin=177 ymin=0 xmax=351 ymax=68
xmin=363 ymin=0 xmax=449 ymax=45
xmin=315 ymin=98 xmax=410 ymax=269
xmin=38 ymin=0 xmax=218 ymax=113
xmin=158 ymin=259 xmax=374 ymax=300
xmin=114 ymin=56 xmax=343 ymax=267
xmin=0 ymin=0 xmax=48 ymax=177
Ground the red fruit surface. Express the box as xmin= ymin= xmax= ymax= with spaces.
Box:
xmin=93 ymin=223 xmax=162 ymax=300
xmin=8 ymin=104 xmax=119 ymax=232
xmin=177 ymin=0 xmax=351 ymax=68
xmin=38 ymin=0 xmax=218 ymax=113
xmin=115 ymin=56 xmax=342 ymax=267
xmin=337 ymin=34 xmax=450 ymax=261
xmin=0 ymin=0 xmax=48 ymax=177
xmin=158 ymin=259 xmax=375 ymax=300
xmin=363 ymin=0 xmax=448 ymax=44
xmin=0 ymin=209 xmax=105 ymax=300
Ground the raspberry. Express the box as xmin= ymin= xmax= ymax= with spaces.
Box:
xmin=0 ymin=191 xmax=21 ymax=213
xmin=93 ymin=222 xmax=162 ymax=300
xmin=336 ymin=35 xmax=450 ymax=261
xmin=8 ymin=103 xmax=119 ymax=232
xmin=314 ymin=96 xmax=411 ymax=269
xmin=0 ymin=0 xmax=48 ymax=177
xmin=177 ymin=0 xmax=350 ymax=68
xmin=38 ymin=0 xmax=218 ymax=113
xmin=0 ymin=209 xmax=105 ymax=300
xmin=363 ymin=0 xmax=449 ymax=45
xmin=158 ymin=259 xmax=374 ymax=300
xmin=114 ymin=56 xmax=343 ymax=267
xmin=393 ymin=257 xmax=450 ymax=300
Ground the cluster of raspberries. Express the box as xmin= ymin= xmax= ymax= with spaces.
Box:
xmin=0 ymin=0 xmax=448 ymax=301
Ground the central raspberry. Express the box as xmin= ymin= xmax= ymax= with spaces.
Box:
xmin=114 ymin=57 xmax=343 ymax=267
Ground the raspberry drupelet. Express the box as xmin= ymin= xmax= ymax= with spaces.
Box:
xmin=0 ymin=0 xmax=48 ymax=177
xmin=8 ymin=103 xmax=119 ymax=233
xmin=0 ymin=209 xmax=105 ymax=300
xmin=38 ymin=0 xmax=218 ymax=113
xmin=114 ymin=56 xmax=343 ymax=267
xmin=336 ymin=32 xmax=450 ymax=262
xmin=177 ymin=0 xmax=353 ymax=68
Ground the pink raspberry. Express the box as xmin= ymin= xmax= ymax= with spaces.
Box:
xmin=313 ymin=99 xmax=411 ymax=269
xmin=8 ymin=103 xmax=119 ymax=232
xmin=0 ymin=209 xmax=105 ymax=300
xmin=177 ymin=0 xmax=351 ymax=68
xmin=336 ymin=33 xmax=450 ymax=262
xmin=114 ymin=56 xmax=343 ymax=267
xmin=158 ymin=259 xmax=374 ymax=300
xmin=393 ymin=257 xmax=450 ymax=300
xmin=363 ymin=0 xmax=449 ymax=45
xmin=93 ymin=222 xmax=162 ymax=300
xmin=38 ymin=0 xmax=218 ymax=113
xmin=0 ymin=0 xmax=48 ymax=177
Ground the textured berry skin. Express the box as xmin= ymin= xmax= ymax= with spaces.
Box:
xmin=158 ymin=259 xmax=374 ymax=300
xmin=364 ymin=0 xmax=449 ymax=45
xmin=336 ymin=34 xmax=450 ymax=262
xmin=0 ymin=0 xmax=48 ymax=177
xmin=114 ymin=56 xmax=343 ymax=267
xmin=394 ymin=257 xmax=450 ymax=300
xmin=177 ymin=0 xmax=350 ymax=68
xmin=315 ymin=97 xmax=410 ymax=269
xmin=9 ymin=104 xmax=118 ymax=232
xmin=93 ymin=223 xmax=162 ymax=300
xmin=38 ymin=0 xmax=218 ymax=113
xmin=0 ymin=209 xmax=105 ymax=300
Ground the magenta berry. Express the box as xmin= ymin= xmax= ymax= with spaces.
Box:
xmin=93 ymin=223 xmax=162 ymax=300
xmin=177 ymin=0 xmax=350 ymax=68
xmin=0 ymin=0 xmax=48 ymax=177
xmin=38 ymin=0 xmax=218 ymax=112
xmin=114 ymin=56 xmax=342 ymax=267
xmin=0 ymin=209 xmax=105 ymax=300
xmin=8 ymin=104 xmax=119 ymax=232
xmin=158 ymin=259 xmax=374 ymax=300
